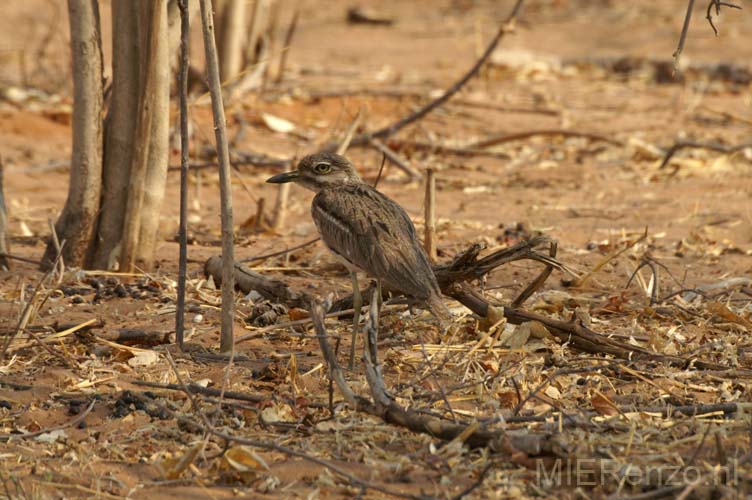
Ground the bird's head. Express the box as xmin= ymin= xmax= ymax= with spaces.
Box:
xmin=266 ymin=153 xmax=362 ymax=192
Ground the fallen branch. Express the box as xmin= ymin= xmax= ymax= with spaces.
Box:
xmin=446 ymin=283 xmax=728 ymax=371
xmin=659 ymin=139 xmax=752 ymax=169
xmin=204 ymin=255 xmax=312 ymax=308
xmin=167 ymin=153 xmax=290 ymax=171
xmin=0 ymin=253 xmax=42 ymax=266
xmin=507 ymin=402 xmax=745 ymax=427
xmin=132 ymin=380 xmax=267 ymax=403
xmin=433 ymin=235 xmax=570 ymax=288
xmin=512 ymin=241 xmax=557 ymax=308
xmin=468 ymin=129 xmax=624 ymax=149
xmin=205 ymin=235 xmax=726 ymax=370
xmin=370 ymin=138 xmax=423 ymax=180
xmin=239 ymin=237 xmax=320 ymax=263
xmin=387 ymin=139 xmax=513 ymax=159
xmin=311 ymin=301 xmax=560 ymax=457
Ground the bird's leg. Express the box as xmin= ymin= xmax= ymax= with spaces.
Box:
xmin=349 ymin=271 xmax=362 ymax=369
xmin=376 ymin=279 xmax=383 ymax=313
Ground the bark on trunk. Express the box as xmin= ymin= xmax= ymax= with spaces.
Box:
xmin=43 ymin=0 xmax=104 ymax=269
xmin=136 ymin=0 xmax=171 ymax=268
xmin=119 ymin=0 xmax=168 ymax=272
xmin=92 ymin=0 xmax=139 ymax=269
xmin=219 ymin=0 xmax=247 ymax=83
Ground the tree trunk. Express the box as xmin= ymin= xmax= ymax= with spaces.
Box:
xmin=219 ymin=0 xmax=247 ymax=83
xmin=119 ymin=0 xmax=168 ymax=272
xmin=45 ymin=0 xmax=172 ymax=272
xmin=136 ymin=0 xmax=171 ymax=268
xmin=43 ymin=0 xmax=104 ymax=269
xmin=222 ymin=0 xmax=272 ymax=99
xmin=245 ymin=0 xmax=272 ymax=66
xmin=92 ymin=0 xmax=139 ymax=269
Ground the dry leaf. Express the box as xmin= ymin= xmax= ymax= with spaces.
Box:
xmin=543 ymin=385 xmax=561 ymax=400
xmin=260 ymin=403 xmax=295 ymax=423
xmin=35 ymin=430 xmax=67 ymax=443
xmin=478 ymin=305 xmax=505 ymax=332
xmin=127 ymin=350 xmax=160 ymax=367
xmin=157 ymin=443 xmax=202 ymax=480
xmin=261 ymin=113 xmax=296 ymax=134
xmin=288 ymin=308 xmax=309 ymax=321
xmin=707 ymin=301 xmax=752 ymax=330
xmin=591 ymin=392 xmax=619 ymax=416
xmin=224 ymin=446 xmax=270 ymax=472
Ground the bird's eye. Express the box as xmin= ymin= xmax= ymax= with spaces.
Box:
xmin=312 ymin=162 xmax=331 ymax=174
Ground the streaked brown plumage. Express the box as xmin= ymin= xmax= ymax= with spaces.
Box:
xmin=267 ymin=153 xmax=451 ymax=363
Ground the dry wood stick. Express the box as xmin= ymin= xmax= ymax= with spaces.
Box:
xmin=253 ymin=197 xmax=266 ymax=232
xmin=469 ymin=129 xmax=623 ymax=149
xmin=274 ymin=7 xmax=299 ymax=84
xmin=424 ymin=168 xmax=436 ymax=262
xmin=511 ymin=240 xmax=557 ymax=308
xmin=0 ymin=253 xmax=41 ymax=266
xmin=311 ymin=302 xmax=360 ymax=408
xmin=387 ymin=139 xmax=512 ymax=159
xmin=336 ymin=110 xmax=362 ymax=155
xmin=305 ymin=0 xmax=527 ymax=155
xmin=369 ymin=138 xmax=422 ymax=179
xmin=706 ymin=0 xmax=742 ymax=36
xmin=311 ymin=303 xmax=554 ymax=457
xmin=1 ymin=242 xmax=65 ymax=359
xmin=260 ymin=0 xmax=283 ymax=90
xmin=205 ymin=240 xmax=726 ymax=370
xmin=673 ymin=0 xmax=695 ymax=72
xmin=199 ymin=0 xmax=236 ymax=353
xmin=659 ymin=139 xmax=752 ymax=169
xmin=21 ymin=328 xmax=76 ymax=368
xmin=133 ymin=380 xmax=267 ymax=403
xmin=239 ymin=237 xmax=319 ymax=263
xmin=0 ymin=157 xmax=9 ymax=271
xmin=176 ymin=0 xmax=190 ymax=350
xmin=270 ymin=182 xmax=290 ymax=230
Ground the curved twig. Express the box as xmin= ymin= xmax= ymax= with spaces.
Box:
xmin=469 ymin=129 xmax=623 ymax=149
xmin=659 ymin=140 xmax=752 ymax=169
xmin=343 ymin=0 xmax=526 ymax=148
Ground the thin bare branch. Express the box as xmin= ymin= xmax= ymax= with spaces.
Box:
xmin=176 ymin=0 xmax=190 ymax=350
xmin=199 ymin=0 xmax=236 ymax=353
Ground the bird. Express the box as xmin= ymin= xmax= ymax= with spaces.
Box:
xmin=267 ymin=152 xmax=451 ymax=366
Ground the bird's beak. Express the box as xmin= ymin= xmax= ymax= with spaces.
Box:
xmin=266 ymin=171 xmax=300 ymax=184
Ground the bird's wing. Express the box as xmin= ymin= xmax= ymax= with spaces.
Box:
xmin=311 ymin=184 xmax=437 ymax=300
